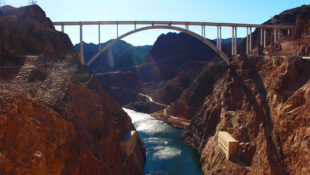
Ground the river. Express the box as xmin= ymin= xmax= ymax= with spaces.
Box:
xmin=123 ymin=108 xmax=203 ymax=175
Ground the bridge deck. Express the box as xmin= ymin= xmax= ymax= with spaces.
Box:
xmin=53 ymin=21 xmax=294 ymax=29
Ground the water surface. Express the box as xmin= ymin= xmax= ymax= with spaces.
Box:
xmin=123 ymin=108 xmax=203 ymax=175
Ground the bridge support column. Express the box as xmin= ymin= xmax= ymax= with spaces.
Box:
xmin=274 ymin=28 xmax=277 ymax=44
xmin=234 ymin=26 xmax=237 ymax=55
xmin=217 ymin=26 xmax=219 ymax=49
xmin=219 ymin=26 xmax=222 ymax=50
xmin=185 ymin=24 xmax=189 ymax=30
xmin=249 ymin=27 xmax=252 ymax=52
xmin=134 ymin=22 xmax=136 ymax=30
xmin=80 ymin=24 xmax=84 ymax=64
xmin=98 ymin=24 xmax=101 ymax=50
xmin=204 ymin=25 xmax=206 ymax=37
xmin=116 ymin=23 xmax=119 ymax=38
xmin=287 ymin=29 xmax=290 ymax=36
xmin=61 ymin=24 xmax=64 ymax=33
xmin=260 ymin=28 xmax=263 ymax=46
xmin=263 ymin=29 xmax=266 ymax=48
xmin=246 ymin=27 xmax=249 ymax=55
xmin=201 ymin=25 xmax=205 ymax=38
xmin=217 ymin=26 xmax=221 ymax=50
xmin=232 ymin=27 xmax=235 ymax=55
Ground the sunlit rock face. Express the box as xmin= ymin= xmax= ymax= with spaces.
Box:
xmin=0 ymin=5 xmax=145 ymax=175
xmin=180 ymin=4 xmax=310 ymax=175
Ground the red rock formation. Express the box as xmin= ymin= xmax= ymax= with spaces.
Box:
xmin=181 ymin=5 xmax=310 ymax=175
xmin=0 ymin=5 xmax=145 ymax=175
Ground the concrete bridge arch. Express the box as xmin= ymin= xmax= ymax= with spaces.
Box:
xmin=86 ymin=25 xmax=231 ymax=66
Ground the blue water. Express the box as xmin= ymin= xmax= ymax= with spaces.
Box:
xmin=123 ymin=108 xmax=203 ymax=175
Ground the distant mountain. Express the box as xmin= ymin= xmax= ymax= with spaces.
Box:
xmin=74 ymin=40 xmax=152 ymax=72
xmin=212 ymin=37 xmax=243 ymax=46
xmin=142 ymin=32 xmax=217 ymax=82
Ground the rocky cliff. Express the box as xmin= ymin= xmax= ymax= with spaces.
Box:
xmin=0 ymin=5 xmax=145 ymax=175
xmin=180 ymin=4 xmax=310 ymax=175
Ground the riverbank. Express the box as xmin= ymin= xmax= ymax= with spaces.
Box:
xmin=151 ymin=109 xmax=190 ymax=129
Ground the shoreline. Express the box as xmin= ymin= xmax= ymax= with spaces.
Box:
xmin=151 ymin=110 xmax=190 ymax=129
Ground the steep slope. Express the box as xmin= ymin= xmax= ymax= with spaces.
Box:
xmin=0 ymin=5 xmax=145 ymax=175
xmin=179 ymin=4 xmax=310 ymax=175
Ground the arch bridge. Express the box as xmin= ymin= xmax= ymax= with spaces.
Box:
xmin=53 ymin=21 xmax=294 ymax=66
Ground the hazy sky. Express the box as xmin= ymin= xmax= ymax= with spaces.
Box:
xmin=4 ymin=0 xmax=309 ymax=46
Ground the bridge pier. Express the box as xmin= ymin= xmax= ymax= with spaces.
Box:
xmin=260 ymin=28 xmax=263 ymax=46
xmin=80 ymin=24 xmax=84 ymax=64
xmin=246 ymin=27 xmax=249 ymax=55
xmin=201 ymin=25 xmax=205 ymax=38
xmin=61 ymin=24 xmax=64 ymax=32
xmin=217 ymin=26 xmax=222 ymax=50
xmin=287 ymin=28 xmax=290 ymax=35
xmin=264 ymin=29 xmax=266 ymax=48
xmin=249 ymin=27 xmax=252 ymax=52
xmin=98 ymin=24 xmax=101 ymax=50
xmin=274 ymin=28 xmax=277 ymax=44
xmin=246 ymin=27 xmax=252 ymax=55
xmin=232 ymin=27 xmax=235 ymax=55
xmin=231 ymin=26 xmax=238 ymax=56
xmin=116 ymin=22 xmax=119 ymax=38
xmin=260 ymin=28 xmax=267 ymax=48
xmin=234 ymin=26 xmax=237 ymax=55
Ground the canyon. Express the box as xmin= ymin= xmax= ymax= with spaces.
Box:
xmin=92 ymin=4 xmax=310 ymax=175
xmin=0 ymin=2 xmax=309 ymax=175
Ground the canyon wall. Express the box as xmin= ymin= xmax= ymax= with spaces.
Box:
xmin=0 ymin=5 xmax=145 ymax=175
xmin=180 ymin=5 xmax=310 ymax=175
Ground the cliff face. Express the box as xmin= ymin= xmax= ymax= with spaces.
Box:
xmin=181 ymin=5 xmax=310 ymax=175
xmin=0 ymin=5 xmax=145 ymax=175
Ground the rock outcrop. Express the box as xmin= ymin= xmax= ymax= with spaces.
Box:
xmin=0 ymin=5 xmax=145 ymax=175
xmin=180 ymin=4 xmax=310 ymax=175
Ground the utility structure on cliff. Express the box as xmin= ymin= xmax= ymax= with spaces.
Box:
xmin=53 ymin=21 xmax=294 ymax=66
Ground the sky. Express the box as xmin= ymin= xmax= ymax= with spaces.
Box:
xmin=3 ymin=0 xmax=310 ymax=46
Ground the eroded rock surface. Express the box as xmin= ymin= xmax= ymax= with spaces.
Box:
xmin=0 ymin=5 xmax=145 ymax=175
xmin=180 ymin=5 xmax=310 ymax=175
